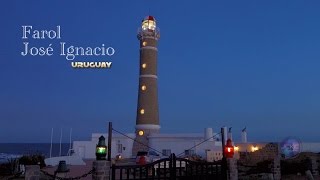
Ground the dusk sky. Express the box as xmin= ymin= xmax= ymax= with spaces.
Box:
xmin=1 ymin=1 xmax=320 ymax=143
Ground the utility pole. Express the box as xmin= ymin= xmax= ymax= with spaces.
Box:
xmin=108 ymin=122 xmax=112 ymax=161
xmin=221 ymin=127 xmax=228 ymax=180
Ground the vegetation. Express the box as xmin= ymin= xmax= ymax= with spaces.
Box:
xmin=0 ymin=154 xmax=46 ymax=177
xmin=19 ymin=154 xmax=45 ymax=168
xmin=0 ymin=158 xmax=20 ymax=176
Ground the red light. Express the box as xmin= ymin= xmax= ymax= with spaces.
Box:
xmin=224 ymin=138 xmax=235 ymax=158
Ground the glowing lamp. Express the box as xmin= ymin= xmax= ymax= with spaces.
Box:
xmin=96 ymin=136 xmax=107 ymax=160
xmin=138 ymin=130 xmax=144 ymax=136
xmin=234 ymin=146 xmax=239 ymax=151
xmin=224 ymin=139 xmax=234 ymax=158
xmin=251 ymin=146 xmax=259 ymax=152
xmin=142 ymin=16 xmax=156 ymax=31
xmin=116 ymin=154 xmax=122 ymax=160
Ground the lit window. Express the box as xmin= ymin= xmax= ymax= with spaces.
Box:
xmin=141 ymin=85 xmax=146 ymax=91
xmin=142 ymin=41 xmax=147 ymax=46
xmin=138 ymin=130 xmax=144 ymax=136
xmin=140 ymin=109 xmax=145 ymax=114
xmin=142 ymin=63 xmax=147 ymax=69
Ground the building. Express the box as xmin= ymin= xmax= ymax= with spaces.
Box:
xmin=73 ymin=128 xmax=222 ymax=159
xmin=132 ymin=15 xmax=161 ymax=155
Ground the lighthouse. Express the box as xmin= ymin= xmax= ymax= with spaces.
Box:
xmin=132 ymin=16 xmax=160 ymax=154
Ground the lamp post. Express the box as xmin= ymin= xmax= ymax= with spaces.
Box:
xmin=221 ymin=127 xmax=227 ymax=180
xmin=96 ymin=136 xmax=107 ymax=160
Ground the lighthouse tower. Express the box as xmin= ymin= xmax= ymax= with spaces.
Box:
xmin=132 ymin=16 xmax=160 ymax=154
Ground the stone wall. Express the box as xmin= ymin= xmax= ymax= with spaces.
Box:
xmin=228 ymin=158 xmax=238 ymax=180
xmin=25 ymin=165 xmax=40 ymax=180
xmin=239 ymin=143 xmax=280 ymax=166
xmin=92 ymin=160 xmax=111 ymax=180
xmin=238 ymin=143 xmax=281 ymax=180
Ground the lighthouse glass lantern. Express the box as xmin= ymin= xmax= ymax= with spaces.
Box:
xmin=224 ymin=139 xmax=234 ymax=158
xmin=142 ymin=16 xmax=156 ymax=31
xmin=96 ymin=136 xmax=107 ymax=160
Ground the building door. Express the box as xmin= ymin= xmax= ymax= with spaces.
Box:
xmin=78 ymin=146 xmax=85 ymax=158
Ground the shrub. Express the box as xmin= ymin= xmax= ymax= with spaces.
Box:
xmin=19 ymin=154 xmax=46 ymax=168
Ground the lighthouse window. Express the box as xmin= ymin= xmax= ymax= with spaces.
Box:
xmin=141 ymin=85 xmax=146 ymax=91
xmin=140 ymin=109 xmax=145 ymax=114
xmin=138 ymin=130 xmax=144 ymax=136
xmin=142 ymin=63 xmax=147 ymax=69
xmin=142 ymin=41 xmax=147 ymax=46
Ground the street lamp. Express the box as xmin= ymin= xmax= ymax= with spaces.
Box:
xmin=96 ymin=136 xmax=107 ymax=160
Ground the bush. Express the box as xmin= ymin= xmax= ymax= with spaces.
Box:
xmin=0 ymin=158 xmax=20 ymax=176
xmin=19 ymin=154 xmax=46 ymax=168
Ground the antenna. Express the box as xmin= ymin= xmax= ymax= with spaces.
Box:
xmin=59 ymin=128 xmax=62 ymax=156
xmin=68 ymin=128 xmax=72 ymax=156
xmin=49 ymin=128 xmax=53 ymax=158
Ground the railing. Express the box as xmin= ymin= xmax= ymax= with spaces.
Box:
xmin=111 ymin=154 xmax=224 ymax=180
xmin=137 ymin=27 xmax=160 ymax=40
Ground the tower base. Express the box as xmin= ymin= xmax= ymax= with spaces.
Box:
xmin=132 ymin=125 xmax=160 ymax=156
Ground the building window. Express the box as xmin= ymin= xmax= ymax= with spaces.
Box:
xmin=117 ymin=141 xmax=123 ymax=153
xmin=142 ymin=63 xmax=147 ymax=69
xmin=162 ymin=149 xmax=171 ymax=156
xmin=141 ymin=85 xmax=146 ymax=91
xmin=140 ymin=109 xmax=145 ymax=114
xmin=142 ymin=41 xmax=147 ymax=46
xmin=184 ymin=150 xmax=195 ymax=156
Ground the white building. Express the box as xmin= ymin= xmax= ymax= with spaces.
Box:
xmin=72 ymin=127 xmax=320 ymax=161
xmin=72 ymin=128 xmax=223 ymax=160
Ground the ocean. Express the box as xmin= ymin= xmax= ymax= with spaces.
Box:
xmin=0 ymin=143 xmax=70 ymax=164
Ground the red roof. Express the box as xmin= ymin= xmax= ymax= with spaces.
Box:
xmin=144 ymin=15 xmax=155 ymax=21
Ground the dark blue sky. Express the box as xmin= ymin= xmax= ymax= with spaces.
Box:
xmin=1 ymin=1 xmax=320 ymax=143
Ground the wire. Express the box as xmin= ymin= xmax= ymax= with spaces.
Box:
xmin=112 ymin=128 xmax=164 ymax=156
xmin=176 ymin=132 xmax=222 ymax=157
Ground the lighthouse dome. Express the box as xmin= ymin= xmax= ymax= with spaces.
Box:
xmin=144 ymin=16 xmax=156 ymax=21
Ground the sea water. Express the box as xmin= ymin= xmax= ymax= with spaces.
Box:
xmin=0 ymin=143 xmax=70 ymax=164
